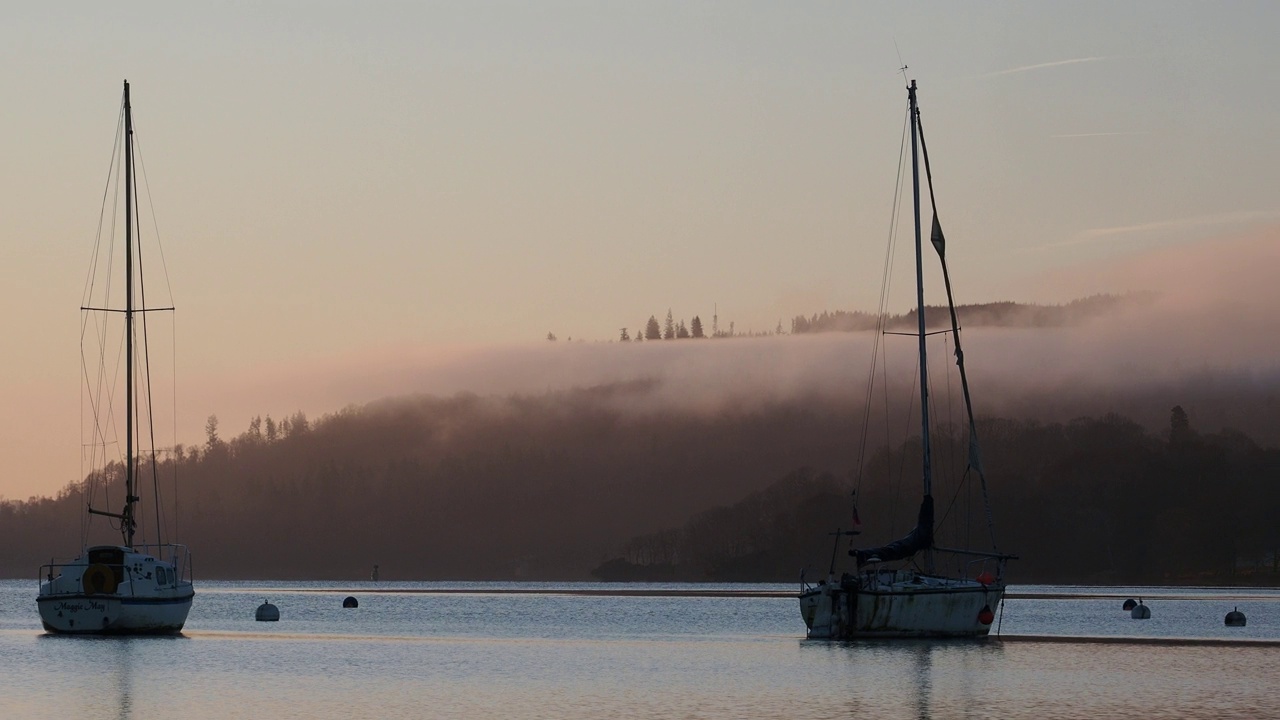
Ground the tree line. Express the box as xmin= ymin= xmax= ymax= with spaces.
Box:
xmin=2 ymin=382 xmax=1277 ymax=585
xmin=1 ymin=383 xmax=859 ymax=580
xmin=789 ymin=294 xmax=1141 ymax=334
xmin=551 ymin=309 xmax=787 ymax=344
xmin=548 ymin=294 xmax=1144 ymax=343
xmin=594 ymin=406 xmax=1280 ymax=584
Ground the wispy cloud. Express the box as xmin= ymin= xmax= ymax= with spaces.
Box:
xmin=1082 ymin=211 xmax=1279 ymax=239
xmin=1041 ymin=211 xmax=1280 ymax=250
xmin=1050 ymin=131 xmax=1149 ymax=139
xmin=985 ymin=57 xmax=1107 ymax=77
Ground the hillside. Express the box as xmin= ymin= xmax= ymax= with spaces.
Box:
xmin=596 ymin=412 xmax=1280 ymax=584
xmin=788 ymin=294 xmax=1146 ymax=335
xmin=3 ymin=376 xmax=1278 ymax=584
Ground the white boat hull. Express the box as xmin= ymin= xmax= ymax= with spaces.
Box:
xmin=37 ymin=592 xmax=193 ymax=635
xmin=800 ymin=572 xmax=1003 ymax=639
xmin=37 ymin=544 xmax=194 ymax=635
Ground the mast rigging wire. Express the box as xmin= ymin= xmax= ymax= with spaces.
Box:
xmin=855 ymin=105 xmax=910 ymax=498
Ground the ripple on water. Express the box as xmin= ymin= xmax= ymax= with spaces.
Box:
xmin=0 ymin=580 xmax=1277 ymax=719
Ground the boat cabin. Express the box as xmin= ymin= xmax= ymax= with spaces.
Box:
xmin=86 ymin=545 xmax=127 ymax=586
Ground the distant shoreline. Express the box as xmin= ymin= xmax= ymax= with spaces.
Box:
xmin=178 ymin=585 xmax=1280 ymax=602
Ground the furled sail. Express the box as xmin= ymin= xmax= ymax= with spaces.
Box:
xmin=851 ymin=495 xmax=934 ymax=566
xmin=918 ymin=106 xmax=998 ymax=550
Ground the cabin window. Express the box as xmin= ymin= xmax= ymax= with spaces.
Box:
xmin=88 ymin=547 xmax=124 ymax=565
xmin=156 ymin=567 xmax=168 ymax=585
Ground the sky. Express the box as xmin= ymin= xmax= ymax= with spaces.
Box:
xmin=2 ymin=1 xmax=1279 ymax=499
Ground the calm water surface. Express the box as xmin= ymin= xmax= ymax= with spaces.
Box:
xmin=2 ymin=580 xmax=1277 ymax=719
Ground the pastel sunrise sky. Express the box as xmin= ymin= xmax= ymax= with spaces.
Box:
xmin=2 ymin=1 xmax=1278 ymax=498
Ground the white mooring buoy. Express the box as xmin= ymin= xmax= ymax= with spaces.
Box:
xmin=1225 ymin=607 xmax=1247 ymax=627
xmin=1130 ymin=599 xmax=1151 ymax=620
xmin=256 ymin=599 xmax=280 ymax=622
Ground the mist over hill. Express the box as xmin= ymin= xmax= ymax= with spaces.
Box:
xmin=787 ymin=294 xmax=1145 ymax=335
xmin=3 ymin=363 xmax=1279 ymax=583
xmin=5 ymin=383 xmax=861 ymax=579
xmin=5 ymin=230 xmax=1278 ymax=582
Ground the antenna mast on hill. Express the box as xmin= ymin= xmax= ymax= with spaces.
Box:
xmin=712 ymin=303 xmax=719 ymax=337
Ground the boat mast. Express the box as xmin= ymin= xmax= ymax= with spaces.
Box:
xmin=908 ymin=80 xmax=933 ymax=501
xmin=123 ymin=79 xmax=137 ymax=549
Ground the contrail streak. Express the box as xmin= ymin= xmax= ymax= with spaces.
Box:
xmin=1037 ymin=212 xmax=1279 ymax=250
xmin=985 ymin=57 xmax=1107 ymax=77
xmin=1050 ymin=131 xmax=1149 ymax=138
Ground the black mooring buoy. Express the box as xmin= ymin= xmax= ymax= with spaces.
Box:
xmin=1131 ymin=598 xmax=1151 ymax=619
xmin=343 ymin=596 xmax=359 ymax=609
xmin=1225 ymin=607 xmax=1247 ymax=627
xmin=1122 ymin=598 xmax=1137 ymax=611
xmin=256 ymin=599 xmax=280 ymax=622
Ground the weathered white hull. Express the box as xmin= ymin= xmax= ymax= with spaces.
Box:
xmin=37 ymin=544 xmax=194 ymax=635
xmin=37 ymin=592 xmax=193 ymax=635
xmin=800 ymin=572 xmax=1003 ymax=639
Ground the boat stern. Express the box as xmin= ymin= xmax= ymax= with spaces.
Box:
xmin=36 ymin=545 xmax=195 ymax=635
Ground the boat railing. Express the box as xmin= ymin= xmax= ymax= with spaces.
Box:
xmin=39 ymin=560 xmax=137 ymax=598
xmin=131 ymin=543 xmax=194 ymax=585
xmin=799 ymin=569 xmax=843 ymax=593
xmin=39 ymin=543 xmax=194 ymax=596
xmin=934 ymin=546 xmax=1017 ymax=585
xmin=962 ymin=556 xmax=1004 ymax=583
xmin=801 ymin=546 xmax=1017 ymax=593
xmin=40 ymin=560 xmax=73 ymax=584
xmin=854 ymin=561 xmax=1013 ymax=591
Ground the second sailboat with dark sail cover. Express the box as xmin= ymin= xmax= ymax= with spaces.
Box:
xmin=799 ymin=79 xmax=1015 ymax=639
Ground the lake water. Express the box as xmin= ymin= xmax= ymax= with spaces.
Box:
xmin=2 ymin=580 xmax=1278 ymax=719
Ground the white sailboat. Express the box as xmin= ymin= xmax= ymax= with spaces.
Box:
xmin=37 ymin=81 xmax=194 ymax=635
xmin=798 ymin=80 xmax=1015 ymax=639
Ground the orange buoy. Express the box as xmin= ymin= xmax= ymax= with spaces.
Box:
xmin=976 ymin=571 xmax=995 ymax=586
xmin=977 ymin=605 xmax=995 ymax=625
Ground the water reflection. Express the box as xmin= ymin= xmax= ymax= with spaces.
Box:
xmin=798 ymin=638 xmax=1007 ymax=719
xmin=112 ymin=639 xmax=134 ymax=720
xmin=911 ymin=643 xmax=932 ymax=720
xmin=34 ymin=636 xmax=137 ymax=720
xmin=33 ymin=633 xmax=188 ymax=720
xmin=7 ymin=581 xmax=1280 ymax=720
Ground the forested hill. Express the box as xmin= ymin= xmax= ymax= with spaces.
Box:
xmin=611 ymin=294 xmax=1146 ymax=343
xmin=789 ymin=294 xmax=1143 ymax=335
xmin=2 ymin=381 xmax=1278 ymax=584
xmin=1 ymin=383 xmax=861 ymax=580
xmin=595 ymin=410 xmax=1280 ymax=585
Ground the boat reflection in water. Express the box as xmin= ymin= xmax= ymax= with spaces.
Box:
xmin=8 ymin=583 xmax=1280 ymax=719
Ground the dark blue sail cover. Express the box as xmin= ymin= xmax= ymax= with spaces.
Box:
xmin=850 ymin=495 xmax=934 ymax=566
